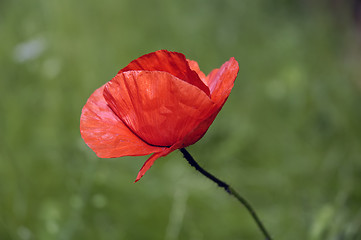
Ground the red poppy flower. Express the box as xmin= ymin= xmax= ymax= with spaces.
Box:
xmin=80 ymin=50 xmax=239 ymax=182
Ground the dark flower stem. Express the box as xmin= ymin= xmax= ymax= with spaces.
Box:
xmin=180 ymin=148 xmax=272 ymax=240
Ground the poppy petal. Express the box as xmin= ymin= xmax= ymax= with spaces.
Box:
xmin=182 ymin=58 xmax=239 ymax=146
xmin=80 ymin=85 xmax=165 ymax=158
xmin=207 ymin=57 xmax=239 ymax=105
xmin=134 ymin=144 xmax=178 ymax=182
xmin=135 ymin=153 xmax=160 ymax=182
xmin=181 ymin=110 xmax=220 ymax=146
xmin=103 ymin=70 xmax=215 ymax=147
xmin=120 ymin=50 xmax=210 ymax=96
xmin=187 ymin=59 xmax=206 ymax=83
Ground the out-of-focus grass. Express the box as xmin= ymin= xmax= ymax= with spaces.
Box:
xmin=1 ymin=0 xmax=361 ymax=239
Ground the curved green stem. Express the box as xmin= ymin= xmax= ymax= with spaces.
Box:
xmin=180 ymin=148 xmax=272 ymax=240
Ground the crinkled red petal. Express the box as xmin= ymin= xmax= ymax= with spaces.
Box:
xmin=80 ymin=85 xmax=165 ymax=158
xmin=103 ymin=70 xmax=215 ymax=147
xmin=207 ymin=57 xmax=239 ymax=104
xmin=182 ymin=57 xmax=239 ymax=146
xmin=134 ymin=143 xmax=180 ymax=182
xmin=187 ymin=59 xmax=206 ymax=84
xmin=120 ymin=50 xmax=210 ymax=96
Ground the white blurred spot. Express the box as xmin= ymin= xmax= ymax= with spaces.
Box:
xmin=13 ymin=37 xmax=47 ymax=63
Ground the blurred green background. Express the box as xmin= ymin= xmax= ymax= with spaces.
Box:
xmin=1 ymin=0 xmax=361 ymax=239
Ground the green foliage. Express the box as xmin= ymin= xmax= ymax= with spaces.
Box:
xmin=1 ymin=0 xmax=360 ymax=239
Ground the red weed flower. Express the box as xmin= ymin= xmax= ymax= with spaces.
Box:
xmin=80 ymin=50 xmax=239 ymax=182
